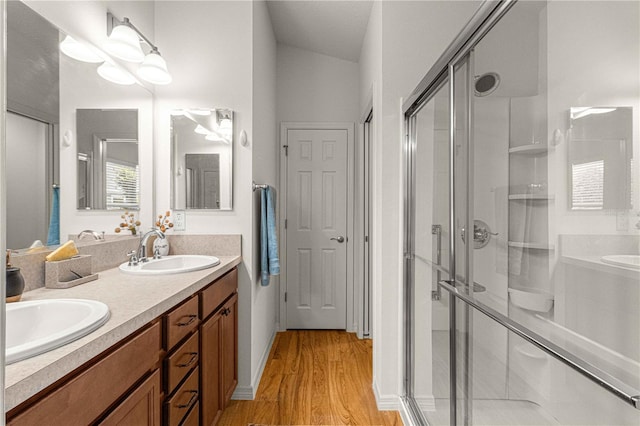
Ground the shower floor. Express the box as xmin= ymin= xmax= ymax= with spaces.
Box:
xmin=425 ymin=331 xmax=560 ymax=425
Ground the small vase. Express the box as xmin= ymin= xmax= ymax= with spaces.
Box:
xmin=153 ymin=237 xmax=170 ymax=256
xmin=7 ymin=267 xmax=25 ymax=303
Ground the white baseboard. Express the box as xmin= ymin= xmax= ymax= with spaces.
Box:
xmin=373 ymin=381 xmax=400 ymax=411
xmin=399 ymin=398 xmax=416 ymax=426
xmin=231 ymin=328 xmax=277 ymax=400
xmin=415 ymin=395 xmax=436 ymax=412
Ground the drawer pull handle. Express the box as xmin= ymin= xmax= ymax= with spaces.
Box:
xmin=222 ymin=307 xmax=231 ymax=316
xmin=177 ymin=352 xmax=198 ymax=368
xmin=176 ymin=314 xmax=197 ymax=327
xmin=177 ymin=390 xmax=198 ymax=409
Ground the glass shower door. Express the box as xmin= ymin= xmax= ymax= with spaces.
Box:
xmin=405 ymin=77 xmax=451 ymax=424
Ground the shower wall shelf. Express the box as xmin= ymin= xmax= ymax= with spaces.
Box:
xmin=508 ymin=241 xmax=555 ymax=250
xmin=508 ymin=286 xmax=554 ymax=312
xmin=508 ymin=145 xmax=549 ymax=155
xmin=509 ymin=194 xmax=555 ymax=200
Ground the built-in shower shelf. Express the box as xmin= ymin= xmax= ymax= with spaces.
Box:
xmin=508 ymin=286 xmax=554 ymax=312
xmin=508 ymin=145 xmax=549 ymax=155
xmin=509 ymin=194 xmax=555 ymax=200
xmin=508 ymin=241 xmax=555 ymax=250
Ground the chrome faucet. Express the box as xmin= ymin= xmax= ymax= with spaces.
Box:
xmin=137 ymin=229 xmax=165 ymax=262
xmin=77 ymin=230 xmax=105 ymax=241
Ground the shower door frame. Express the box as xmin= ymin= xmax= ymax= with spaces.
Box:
xmin=402 ymin=0 xmax=640 ymax=424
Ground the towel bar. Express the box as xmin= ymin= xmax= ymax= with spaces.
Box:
xmin=252 ymin=182 xmax=269 ymax=191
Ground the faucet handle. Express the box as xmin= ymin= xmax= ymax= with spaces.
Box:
xmin=126 ymin=250 xmax=139 ymax=266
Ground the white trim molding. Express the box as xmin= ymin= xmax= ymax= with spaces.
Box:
xmin=231 ymin=328 xmax=277 ymax=400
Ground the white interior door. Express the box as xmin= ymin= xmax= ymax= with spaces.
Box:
xmin=286 ymin=128 xmax=348 ymax=329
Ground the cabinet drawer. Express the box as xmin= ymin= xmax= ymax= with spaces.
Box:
xmin=99 ymin=369 xmax=161 ymax=426
xmin=200 ymin=268 xmax=237 ymax=319
xmin=165 ymin=296 xmax=199 ymax=350
xmin=165 ymin=367 xmax=199 ymax=426
xmin=165 ymin=330 xmax=199 ymax=394
xmin=181 ymin=402 xmax=199 ymax=426
xmin=9 ymin=322 xmax=161 ymax=425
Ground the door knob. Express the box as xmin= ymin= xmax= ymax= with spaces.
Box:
xmin=330 ymin=236 xmax=345 ymax=243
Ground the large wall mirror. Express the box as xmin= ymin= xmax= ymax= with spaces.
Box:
xmin=76 ymin=109 xmax=139 ymax=210
xmin=6 ymin=1 xmax=153 ymax=251
xmin=171 ymin=109 xmax=233 ymax=210
xmin=568 ymin=106 xmax=633 ymax=210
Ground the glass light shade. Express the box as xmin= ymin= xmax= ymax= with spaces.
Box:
xmin=105 ymin=25 xmax=145 ymax=63
xmin=97 ymin=62 xmax=136 ymax=85
xmin=137 ymin=51 xmax=172 ymax=85
xmin=60 ymin=35 xmax=103 ymax=63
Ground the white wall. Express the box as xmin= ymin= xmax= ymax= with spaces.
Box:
xmin=359 ymin=0 xmax=481 ymax=408
xmin=277 ymin=44 xmax=360 ymax=124
xmin=250 ymin=0 xmax=279 ymax=396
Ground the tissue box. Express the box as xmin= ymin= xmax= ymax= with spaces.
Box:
xmin=45 ymin=255 xmax=98 ymax=289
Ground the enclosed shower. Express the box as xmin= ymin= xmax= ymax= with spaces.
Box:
xmin=402 ymin=1 xmax=640 ymax=425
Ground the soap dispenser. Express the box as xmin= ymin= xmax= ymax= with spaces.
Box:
xmin=6 ymin=250 xmax=25 ymax=303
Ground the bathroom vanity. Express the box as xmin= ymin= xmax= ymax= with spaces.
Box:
xmin=5 ymin=253 xmax=241 ymax=426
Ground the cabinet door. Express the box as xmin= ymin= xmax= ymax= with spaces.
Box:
xmin=100 ymin=370 xmax=161 ymax=426
xmin=221 ymin=294 xmax=238 ymax=406
xmin=200 ymin=311 xmax=222 ymax=426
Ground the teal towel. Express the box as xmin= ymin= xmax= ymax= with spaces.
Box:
xmin=261 ymin=186 xmax=280 ymax=286
xmin=46 ymin=186 xmax=60 ymax=246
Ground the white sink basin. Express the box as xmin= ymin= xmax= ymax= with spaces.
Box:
xmin=119 ymin=255 xmax=220 ymax=275
xmin=601 ymin=255 xmax=640 ymax=269
xmin=6 ymin=299 xmax=110 ymax=364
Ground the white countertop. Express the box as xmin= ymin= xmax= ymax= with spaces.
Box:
xmin=5 ymin=255 xmax=242 ymax=412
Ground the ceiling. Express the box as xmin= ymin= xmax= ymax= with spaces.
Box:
xmin=266 ymin=1 xmax=374 ymax=63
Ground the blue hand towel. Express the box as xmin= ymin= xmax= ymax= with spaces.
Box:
xmin=261 ymin=186 xmax=280 ymax=286
xmin=46 ymin=186 xmax=60 ymax=246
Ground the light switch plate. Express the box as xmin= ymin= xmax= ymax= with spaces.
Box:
xmin=173 ymin=210 xmax=186 ymax=231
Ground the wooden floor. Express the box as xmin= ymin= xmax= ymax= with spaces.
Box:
xmin=219 ymin=330 xmax=403 ymax=426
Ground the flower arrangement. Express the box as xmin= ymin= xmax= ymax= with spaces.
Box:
xmin=156 ymin=211 xmax=174 ymax=233
xmin=115 ymin=211 xmax=141 ymax=235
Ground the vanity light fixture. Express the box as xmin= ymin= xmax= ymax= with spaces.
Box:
xmin=59 ymin=35 xmax=103 ymax=63
xmin=106 ymin=12 xmax=172 ymax=85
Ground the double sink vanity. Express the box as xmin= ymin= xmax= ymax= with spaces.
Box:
xmin=5 ymin=235 xmax=241 ymax=426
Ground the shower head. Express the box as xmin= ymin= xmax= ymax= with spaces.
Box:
xmin=474 ymin=72 xmax=500 ymax=97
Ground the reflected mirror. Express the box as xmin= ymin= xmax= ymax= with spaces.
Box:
xmin=171 ymin=109 xmax=233 ymax=210
xmin=76 ymin=109 xmax=139 ymax=210
xmin=568 ymin=106 xmax=633 ymax=210
xmin=6 ymin=1 xmax=153 ymax=251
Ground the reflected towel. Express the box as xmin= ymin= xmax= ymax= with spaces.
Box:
xmin=508 ymin=199 xmax=532 ymax=276
xmin=46 ymin=186 xmax=60 ymax=246
xmin=261 ymin=186 xmax=280 ymax=286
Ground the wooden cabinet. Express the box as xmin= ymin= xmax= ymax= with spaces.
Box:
xmin=8 ymin=322 xmax=162 ymax=425
xmin=6 ymin=266 xmax=238 ymax=426
xmin=220 ymin=293 xmax=238 ymax=405
xmin=100 ymin=370 xmax=162 ymax=426
xmin=200 ymin=269 xmax=238 ymax=426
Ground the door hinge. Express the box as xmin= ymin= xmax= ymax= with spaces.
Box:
xmin=284 ymin=292 xmax=287 ymax=302
xmin=284 ymin=219 xmax=287 ymax=229
xmin=365 ymin=235 xmax=369 ymax=243
xmin=283 ymin=145 xmax=289 ymax=156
